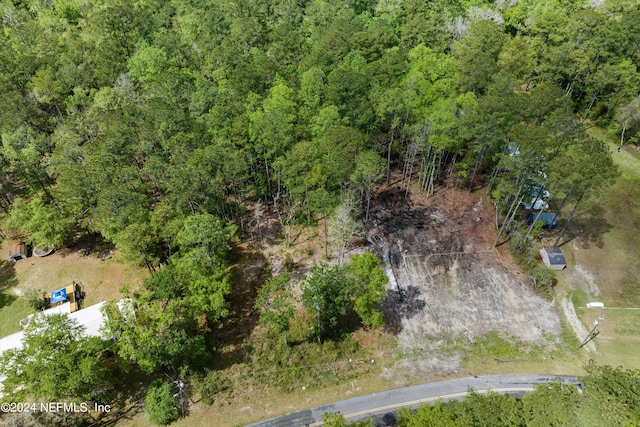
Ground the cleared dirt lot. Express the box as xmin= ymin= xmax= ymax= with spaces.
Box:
xmin=367 ymin=180 xmax=562 ymax=377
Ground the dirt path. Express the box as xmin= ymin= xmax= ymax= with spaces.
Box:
xmin=561 ymin=297 xmax=595 ymax=353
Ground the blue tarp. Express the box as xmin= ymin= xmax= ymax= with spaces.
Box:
xmin=50 ymin=288 xmax=67 ymax=304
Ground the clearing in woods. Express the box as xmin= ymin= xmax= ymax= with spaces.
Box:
xmin=0 ymin=233 xmax=147 ymax=338
xmin=366 ymin=177 xmax=565 ymax=383
xmin=2 ymin=175 xmax=601 ymax=427
xmin=115 ymin=177 xmax=574 ymax=427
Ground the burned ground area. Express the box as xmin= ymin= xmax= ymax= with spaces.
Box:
xmin=365 ymin=179 xmax=561 ymax=377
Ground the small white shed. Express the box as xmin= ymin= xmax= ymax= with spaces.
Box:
xmin=586 ymin=302 xmax=605 ymax=308
xmin=540 ymin=246 xmax=566 ymax=270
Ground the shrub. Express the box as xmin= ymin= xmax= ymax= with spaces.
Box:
xmin=509 ymin=229 xmax=531 ymax=257
xmin=529 ymin=265 xmax=555 ymax=300
xmin=509 ymin=229 xmax=535 ymax=268
xmin=530 ymin=220 xmax=545 ymax=240
xmin=145 ymin=380 xmax=178 ymax=425
xmin=25 ymin=288 xmax=46 ymax=311
xmin=288 ymin=308 xmax=316 ymax=343
xmin=194 ymin=370 xmax=231 ymax=405
xmin=508 ymin=228 xmax=556 ymax=299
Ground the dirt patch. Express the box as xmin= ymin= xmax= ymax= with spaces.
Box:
xmin=367 ymin=178 xmax=562 ymax=378
xmin=561 ymin=297 xmax=595 ymax=353
xmin=573 ymin=263 xmax=603 ymax=298
xmin=385 ymin=257 xmax=559 ymax=345
xmin=381 ymin=340 xmax=462 ymax=385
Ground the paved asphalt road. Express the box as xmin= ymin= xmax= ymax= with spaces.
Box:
xmin=245 ymin=374 xmax=581 ymax=427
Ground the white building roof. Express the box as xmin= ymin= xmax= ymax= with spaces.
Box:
xmin=0 ymin=331 xmax=24 ymax=356
xmin=0 ymin=301 xmax=108 ymax=358
xmin=68 ymin=301 xmax=107 ymax=337
xmin=42 ymin=301 xmax=72 ymax=315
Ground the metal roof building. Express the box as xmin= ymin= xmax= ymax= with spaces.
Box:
xmin=0 ymin=301 xmax=107 ymax=358
xmin=540 ymin=246 xmax=566 ymax=270
xmin=529 ymin=213 xmax=558 ymax=229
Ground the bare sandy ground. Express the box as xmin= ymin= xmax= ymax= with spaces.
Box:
xmin=561 ymin=297 xmax=596 ymax=353
xmin=367 ymin=182 xmax=562 ymax=380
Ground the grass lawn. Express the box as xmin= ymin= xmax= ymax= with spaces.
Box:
xmin=0 ymin=258 xmax=30 ymax=337
xmin=452 ymin=329 xmax=588 ymax=378
xmin=578 ymin=306 xmax=640 ymax=368
xmin=554 ymin=126 xmax=640 ymax=369
xmin=0 ymin=291 xmax=31 ymax=337
xmin=0 ymin=240 xmax=147 ymax=339
xmin=587 ymin=126 xmax=640 ymax=181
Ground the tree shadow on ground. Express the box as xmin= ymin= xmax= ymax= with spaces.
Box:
xmin=58 ymin=229 xmax=115 ymax=259
xmin=373 ymin=412 xmax=398 ymax=427
xmin=209 ymin=245 xmax=266 ymax=371
xmin=0 ymin=291 xmax=17 ymax=310
xmin=0 ymin=259 xmax=19 ymax=309
xmin=560 ymin=204 xmax=613 ymax=249
xmin=89 ymin=364 xmax=150 ymax=426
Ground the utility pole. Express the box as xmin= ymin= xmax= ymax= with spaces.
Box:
xmin=578 ymin=317 xmax=603 ymax=350
xmin=173 ymin=380 xmax=186 ymax=418
xmin=165 ymin=371 xmax=193 ymax=418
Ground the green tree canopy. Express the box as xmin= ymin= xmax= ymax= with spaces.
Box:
xmin=3 ymin=195 xmax=73 ymax=248
xmin=347 ymin=252 xmax=388 ymax=328
xmin=302 ymin=263 xmax=351 ymax=342
xmin=175 ymin=213 xmax=237 ymax=270
xmin=452 ymin=20 xmax=507 ymax=95
xmin=102 ymin=299 xmax=211 ymax=375
xmin=0 ymin=314 xmax=115 ymax=401
xmin=255 ymin=271 xmax=295 ymax=345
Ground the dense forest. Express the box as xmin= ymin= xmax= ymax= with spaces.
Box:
xmin=0 ymin=0 xmax=636 ymax=267
xmin=1 ymin=0 xmax=639 ymax=425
